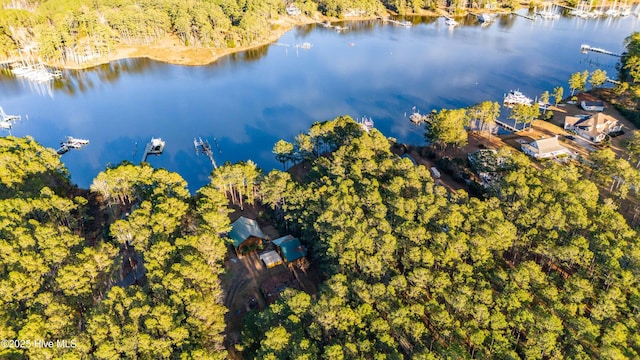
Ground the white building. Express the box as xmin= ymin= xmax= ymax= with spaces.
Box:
xmin=521 ymin=136 xmax=571 ymax=159
xmin=564 ymin=113 xmax=621 ymax=143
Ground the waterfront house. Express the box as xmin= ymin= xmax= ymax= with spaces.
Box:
xmin=521 ymin=136 xmax=570 ymax=159
xmin=272 ymin=235 xmax=308 ymax=263
xmin=580 ymin=101 xmax=605 ymax=112
xmin=564 ymin=113 xmax=621 ymax=143
xmin=229 ymin=216 xmax=266 ymax=254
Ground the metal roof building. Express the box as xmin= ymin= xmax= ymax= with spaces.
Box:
xmin=273 ymin=235 xmax=307 ymax=263
xmin=229 ymin=216 xmax=266 ymax=252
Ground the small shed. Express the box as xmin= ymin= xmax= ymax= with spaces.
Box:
xmin=273 ymin=235 xmax=308 ymax=263
xmin=229 ymin=216 xmax=266 ymax=253
xmin=580 ymin=101 xmax=605 ymax=112
xmin=260 ymin=251 xmax=283 ymax=269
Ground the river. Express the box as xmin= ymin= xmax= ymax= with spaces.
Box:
xmin=1 ymin=11 xmax=638 ymax=192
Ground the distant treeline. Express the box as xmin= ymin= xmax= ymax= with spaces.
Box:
xmin=0 ymin=0 xmax=516 ymax=63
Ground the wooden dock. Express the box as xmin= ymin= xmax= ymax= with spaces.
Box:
xmin=381 ymin=18 xmax=412 ymax=27
xmin=57 ymin=136 xmax=89 ymax=155
xmin=580 ymin=44 xmax=622 ymax=57
xmin=194 ymin=137 xmax=218 ymax=170
xmin=605 ymin=77 xmax=621 ymax=85
xmin=141 ymin=138 xmax=165 ymax=163
xmin=495 ymin=119 xmax=525 ymax=133
xmin=511 ymin=11 xmax=536 ymax=21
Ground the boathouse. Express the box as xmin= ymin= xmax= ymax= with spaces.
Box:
xmin=272 ymin=235 xmax=308 ymax=263
xmin=580 ymin=101 xmax=605 ymax=112
xmin=229 ymin=216 xmax=266 ymax=254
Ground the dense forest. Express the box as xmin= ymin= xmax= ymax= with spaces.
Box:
xmin=2 ymin=119 xmax=640 ymax=358
xmin=239 ymin=114 xmax=640 ymax=359
xmin=0 ymin=0 xmax=517 ymax=63
xmin=0 ymin=136 xmax=230 ymax=358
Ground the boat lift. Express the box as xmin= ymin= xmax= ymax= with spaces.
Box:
xmin=57 ymin=136 xmax=89 ymax=155
xmin=140 ymin=137 xmax=165 ymax=163
xmin=0 ymin=106 xmax=21 ymax=131
xmin=194 ymin=137 xmax=218 ymax=170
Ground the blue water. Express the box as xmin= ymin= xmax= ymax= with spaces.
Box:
xmin=1 ymin=12 xmax=638 ymax=191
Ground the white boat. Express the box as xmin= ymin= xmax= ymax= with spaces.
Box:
xmin=503 ymin=90 xmax=533 ymax=106
xmin=445 ymin=18 xmax=458 ymax=27
xmin=478 ymin=13 xmax=494 ymax=22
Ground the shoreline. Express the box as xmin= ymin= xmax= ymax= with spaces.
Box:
xmin=23 ymin=8 xmax=512 ymax=70
xmin=5 ymin=3 xmax=635 ymax=71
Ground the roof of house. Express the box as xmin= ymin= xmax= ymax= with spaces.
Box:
xmin=272 ymin=234 xmax=295 ymax=246
xmin=568 ymin=113 xmax=618 ymax=138
xmin=229 ymin=216 xmax=265 ymax=248
xmin=523 ymin=136 xmax=567 ymax=155
xmin=581 ymin=101 xmax=604 ymax=107
xmin=259 ymin=250 xmax=283 ymax=268
xmin=274 ymin=236 xmax=307 ymax=262
xmin=564 ymin=115 xmax=589 ymax=128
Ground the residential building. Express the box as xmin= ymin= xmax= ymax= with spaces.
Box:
xmin=521 ymin=136 xmax=571 ymax=159
xmin=564 ymin=113 xmax=621 ymax=143
xmin=228 ymin=216 xmax=266 ymax=253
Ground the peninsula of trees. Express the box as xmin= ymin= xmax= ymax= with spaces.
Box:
xmin=0 ymin=0 xmax=522 ymax=67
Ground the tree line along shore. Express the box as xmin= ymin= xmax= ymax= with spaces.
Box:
xmin=1 ymin=0 xmax=630 ymax=70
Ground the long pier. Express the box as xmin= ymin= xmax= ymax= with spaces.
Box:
xmin=605 ymin=77 xmax=621 ymax=85
xmin=381 ymin=18 xmax=412 ymax=27
xmin=495 ymin=119 xmax=525 ymax=133
xmin=511 ymin=11 xmax=536 ymax=21
xmin=580 ymin=44 xmax=622 ymax=57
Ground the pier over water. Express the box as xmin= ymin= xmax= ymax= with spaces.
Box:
xmin=580 ymin=44 xmax=622 ymax=57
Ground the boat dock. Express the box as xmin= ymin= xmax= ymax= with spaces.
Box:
xmin=141 ymin=138 xmax=165 ymax=163
xmin=194 ymin=137 xmax=218 ymax=169
xmin=605 ymin=77 xmax=621 ymax=85
xmin=381 ymin=18 xmax=412 ymax=27
xmin=511 ymin=12 xmax=536 ymax=21
xmin=359 ymin=117 xmax=374 ymax=132
xmin=0 ymin=106 xmax=21 ymax=123
xmin=495 ymin=119 xmax=525 ymax=133
xmin=11 ymin=62 xmax=62 ymax=82
xmin=57 ymin=136 xmax=89 ymax=155
xmin=580 ymin=44 xmax=622 ymax=57
xmin=0 ymin=106 xmax=21 ymax=130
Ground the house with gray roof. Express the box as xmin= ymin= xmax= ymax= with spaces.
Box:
xmin=521 ymin=136 xmax=571 ymax=159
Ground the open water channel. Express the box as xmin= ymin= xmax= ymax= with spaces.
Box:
xmin=0 ymin=11 xmax=638 ymax=191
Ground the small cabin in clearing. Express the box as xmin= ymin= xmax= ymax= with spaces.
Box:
xmin=229 ymin=216 xmax=266 ymax=254
xmin=272 ymin=235 xmax=308 ymax=263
